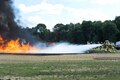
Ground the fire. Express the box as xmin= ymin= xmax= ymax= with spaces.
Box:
xmin=0 ymin=35 xmax=39 ymax=54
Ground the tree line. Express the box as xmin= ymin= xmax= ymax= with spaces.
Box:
xmin=25 ymin=16 xmax=120 ymax=44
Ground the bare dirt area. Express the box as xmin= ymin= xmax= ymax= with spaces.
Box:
xmin=0 ymin=53 xmax=120 ymax=64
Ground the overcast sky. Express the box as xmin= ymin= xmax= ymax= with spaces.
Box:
xmin=14 ymin=0 xmax=120 ymax=30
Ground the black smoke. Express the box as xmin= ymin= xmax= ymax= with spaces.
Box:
xmin=0 ymin=0 xmax=22 ymax=40
xmin=0 ymin=0 xmax=37 ymax=44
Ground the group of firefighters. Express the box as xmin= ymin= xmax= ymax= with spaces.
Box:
xmin=92 ymin=40 xmax=117 ymax=53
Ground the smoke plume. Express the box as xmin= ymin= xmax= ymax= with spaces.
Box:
xmin=0 ymin=0 xmax=37 ymax=45
xmin=0 ymin=0 xmax=22 ymax=39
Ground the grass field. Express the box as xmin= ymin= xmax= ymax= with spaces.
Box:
xmin=0 ymin=53 xmax=120 ymax=80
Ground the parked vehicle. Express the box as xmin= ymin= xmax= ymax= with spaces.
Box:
xmin=115 ymin=41 xmax=120 ymax=49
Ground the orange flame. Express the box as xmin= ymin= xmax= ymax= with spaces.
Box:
xmin=0 ymin=35 xmax=39 ymax=54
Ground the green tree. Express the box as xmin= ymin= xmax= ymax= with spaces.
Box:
xmin=32 ymin=23 xmax=50 ymax=41
xmin=92 ymin=21 xmax=103 ymax=42
xmin=114 ymin=16 xmax=120 ymax=31
xmin=81 ymin=21 xmax=94 ymax=43
xmin=102 ymin=20 xmax=119 ymax=42
xmin=71 ymin=23 xmax=85 ymax=44
xmin=114 ymin=16 xmax=120 ymax=41
xmin=53 ymin=23 xmax=65 ymax=42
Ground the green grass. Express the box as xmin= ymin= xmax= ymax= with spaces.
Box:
xmin=0 ymin=60 xmax=120 ymax=80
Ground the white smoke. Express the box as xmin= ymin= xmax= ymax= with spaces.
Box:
xmin=38 ymin=43 xmax=101 ymax=54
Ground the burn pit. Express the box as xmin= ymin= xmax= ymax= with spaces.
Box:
xmin=0 ymin=0 xmax=40 ymax=54
xmin=0 ymin=35 xmax=40 ymax=54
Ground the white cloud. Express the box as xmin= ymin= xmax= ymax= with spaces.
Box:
xmin=27 ymin=16 xmax=45 ymax=24
xmin=18 ymin=1 xmax=111 ymax=30
xmin=65 ymin=0 xmax=120 ymax=5
xmin=25 ymin=16 xmax=55 ymax=30
xmin=90 ymin=0 xmax=120 ymax=5
xmin=64 ymin=7 xmax=109 ymax=23
xmin=19 ymin=2 xmax=64 ymax=15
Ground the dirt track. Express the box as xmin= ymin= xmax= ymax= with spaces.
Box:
xmin=0 ymin=53 xmax=120 ymax=63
